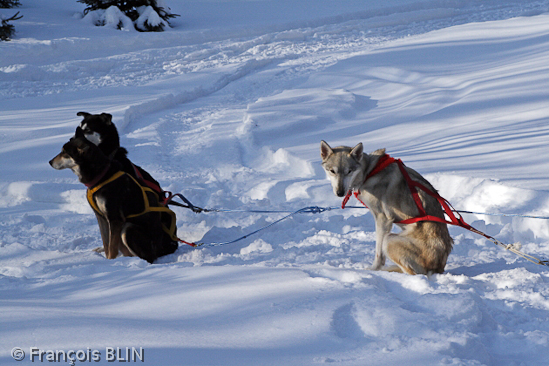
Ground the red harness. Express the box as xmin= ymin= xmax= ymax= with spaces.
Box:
xmin=131 ymin=163 xmax=163 ymax=194
xmin=84 ymin=164 xmax=111 ymax=189
xmin=341 ymin=154 xmax=473 ymax=229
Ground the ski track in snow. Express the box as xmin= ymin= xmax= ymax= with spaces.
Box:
xmin=1 ymin=0 xmax=549 ymax=365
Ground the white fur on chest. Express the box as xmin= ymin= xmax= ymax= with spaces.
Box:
xmin=94 ymin=195 xmax=108 ymax=215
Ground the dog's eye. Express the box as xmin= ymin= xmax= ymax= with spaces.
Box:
xmin=329 ymin=169 xmax=336 ymax=174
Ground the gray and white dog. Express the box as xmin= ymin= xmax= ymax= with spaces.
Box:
xmin=320 ymin=140 xmax=453 ymax=275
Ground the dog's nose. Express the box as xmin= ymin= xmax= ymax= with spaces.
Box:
xmin=48 ymin=159 xmax=54 ymax=167
xmin=336 ymin=189 xmax=345 ymax=197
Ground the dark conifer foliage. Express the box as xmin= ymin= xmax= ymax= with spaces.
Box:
xmin=78 ymin=0 xmax=179 ymax=31
xmin=0 ymin=11 xmax=22 ymax=41
xmin=0 ymin=0 xmax=21 ymax=8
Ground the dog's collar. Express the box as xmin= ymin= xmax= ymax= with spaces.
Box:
xmin=341 ymin=153 xmax=396 ymax=209
xmin=84 ymin=164 xmax=112 ymax=189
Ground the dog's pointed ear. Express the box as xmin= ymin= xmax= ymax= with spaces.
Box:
xmin=78 ymin=144 xmax=90 ymax=154
xmin=100 ymin=113 xmax=113 ymax=125
xmin=371 ymin=148 xmax=386 ymax=156
xmin=320 ymin=140 xmax=333 ymax=161
xmin=350 ymin=142 xmax=363 ymax=162
xmin=77 ymin=111 xmax=91 ymax=118
xmin=75 ymin=139 xmax=91 ymax=156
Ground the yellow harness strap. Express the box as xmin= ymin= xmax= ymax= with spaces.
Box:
xmin=86 ymin=171 xmax=179 ymax=242
xmin=87 ymin=171 xmax=125 ymax=213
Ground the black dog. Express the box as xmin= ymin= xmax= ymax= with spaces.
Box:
xmin=75 ymin=112 xmax=184 ymax=243
xmin=50 ymin=137 xmax=178 ymax=263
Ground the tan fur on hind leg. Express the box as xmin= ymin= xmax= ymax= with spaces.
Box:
xmin=382 ymin=265 xmax=403 ymax=273
xmin=385 ymin=235 xmax=428 ymax=275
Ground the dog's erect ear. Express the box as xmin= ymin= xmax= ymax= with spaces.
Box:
xmin=77 ymin=111 xmax=91 ymax=118
xmin=72 ymin=138 xmax=90 ymax=155
xmin=76 ymin=143 xmax=90 ymax=156
xmin=320 ymin=140 xmax=333 ymax=160
xmin=371 ymin=148 xmax=386 ymax=156
xmin=350 ymin=142 xmax=363 ymax=162
xmin=99 ymin=113 xmax=113 ymax=125
xmin=74 ymin=126 xmax=85 ymax=139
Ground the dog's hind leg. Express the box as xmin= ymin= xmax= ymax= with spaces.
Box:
xmin=157 ymin=233 xmax=178 ymax=257
xmin=382 ymin=265 xmax=404 ymax=273
xmin=384 ymin=234 xmax=428 ymax=275
xmin=121 ymin=223 xmax=157 ymax=263
xmin=118 ymin=234 xmax=135 ymax=257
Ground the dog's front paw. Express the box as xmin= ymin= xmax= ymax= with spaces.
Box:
xmin=92 ymin=246 xmax=105 ymax=253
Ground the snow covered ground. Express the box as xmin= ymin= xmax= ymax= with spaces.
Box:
xmin=1 ymin=0 xmax=549 ymax=365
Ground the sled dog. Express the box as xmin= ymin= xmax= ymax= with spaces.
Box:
xmin=320 ymin=140 xmax=453 ymax=275
xmin=49 ymin=137 xmax=178 ymax=263
xmin=75 ymin=111 xmax=179 ymax=243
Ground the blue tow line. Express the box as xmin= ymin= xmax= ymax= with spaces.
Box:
xmin=193 ymin=205 xmax=366 ymax=248
xmin=168 ymin=194 xmax=549 ymax=249
xmin=455 ymin=210 xmax=549 ymax=220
